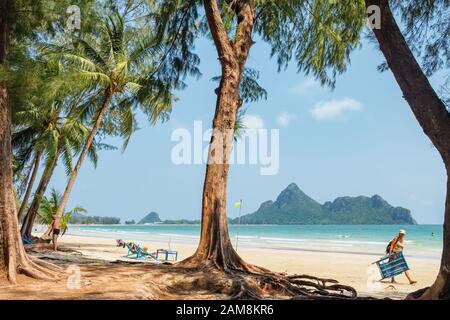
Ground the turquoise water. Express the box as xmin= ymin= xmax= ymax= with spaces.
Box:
xmin=67 ymin=224 xmax=443 ymax=259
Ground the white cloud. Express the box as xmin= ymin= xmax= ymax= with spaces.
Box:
xmin=288 ymin=78 xmax=320 ymax=96
xmin=310 ymin=98 xmax=363 ymax=120
xmin=242 ymin=114 xmax=265 ymax=129
xmin=276 ymin=112 xmax=295 ymax=128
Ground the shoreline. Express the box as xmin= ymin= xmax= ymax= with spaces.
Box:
xmin=65 ymin=231 xmax=442 ymax=261
xmin=64 ymin=224 xmax=443 ymax=261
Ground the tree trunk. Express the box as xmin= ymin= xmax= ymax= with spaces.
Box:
xmin=20 ymin=157 xmax=57 ymax=237
xmin=54 ymin=90 xmax=112 ymax=219
xmin=1 ymin=8 xmax=58 ymax=282
xmin=17 ymin=151 xmax=41 ymax=220
xmin=365 ymin=0 xmax=450 ymax=299
xmin=181 ymin=0 xmax=257 ymax=272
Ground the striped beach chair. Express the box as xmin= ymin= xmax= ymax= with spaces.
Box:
xmin=124 ymin=242 xmax=157 ymax=260
xmin=373 ymin=252 xmax=409 ymax=280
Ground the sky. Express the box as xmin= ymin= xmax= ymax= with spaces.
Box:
xmin=49 ymin=34 xmax=447 ymax=225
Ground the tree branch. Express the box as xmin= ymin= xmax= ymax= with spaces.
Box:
xmin=203 ymin=0 xmax=235 ymax=64
xmin=233 ymin=0 xmax=256 ymax=63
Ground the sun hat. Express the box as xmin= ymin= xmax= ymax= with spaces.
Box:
xmin=399 ymin=229 xmax=406 ymax=234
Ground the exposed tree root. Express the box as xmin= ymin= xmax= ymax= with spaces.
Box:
xmin=30 ymin=257 xmax=64 ymax=272
xmin=230 ymin=277 xmax=263 ymax=300
xmin=17 ymin=254 xmax=61 ymax=281
xmin=406 ymin=268 xmax=450 ymax=300
xmin=18 ymin=265 xmax=54 ymax=281
xmin=231 ymin=271 xmax=357 ymax=300
xmin=178 ymin=257 xmax=358 ymax=300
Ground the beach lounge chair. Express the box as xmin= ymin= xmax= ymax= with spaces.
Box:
xmin=373 ymin=252 xmax=409 ymax=280
xmin=22 ymin=235 xmax=35 ymax=245
xmin=123 ymin=242 xmax=138 ymax=257
xmin=124 ymin=242 xmax=157 ymax=260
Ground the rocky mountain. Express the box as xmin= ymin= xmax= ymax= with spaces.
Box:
xmin=233 ymin=183 xmax=416 ymax=225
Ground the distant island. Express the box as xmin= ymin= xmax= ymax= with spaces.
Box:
xmin=136 ymin=212 xmax=199 ymax=224
xmin=232 ymin=183 xmax=416 ymax=225
xmin=68 ymin=212 xmax=120 ymax=225
xmin=114 ymin=184 xmax=416 ymax=226
xmin=138 ymin=212 xmax=161 ymax=224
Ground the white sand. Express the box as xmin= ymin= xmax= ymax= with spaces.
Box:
xmin=60 ymin=235 xmax=440 ymax=299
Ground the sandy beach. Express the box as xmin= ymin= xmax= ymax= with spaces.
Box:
xmin=24 ymin=234 xmax=437 ymax=299
xmin=0 ymin=233 xmax=440 ymax=299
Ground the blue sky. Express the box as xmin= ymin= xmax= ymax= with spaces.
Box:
xmin=50 ymin=35 xmax=447 ymax=224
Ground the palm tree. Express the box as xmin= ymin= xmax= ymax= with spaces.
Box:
xmin=47 ymin=12 xmax=175 ymax=220
xmin=11 ymin=57 xmax=111 ymax=237
xmin=17 ymin=100 xmax=111 ymax=238
xmin=37 ymin=189 xmax=86 ymax=236
xmin=13 ymin=101 xmax=80 ymax=220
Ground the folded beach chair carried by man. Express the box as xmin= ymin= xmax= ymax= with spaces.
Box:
xmin=372 ymin=252 xmax=409 ymax=280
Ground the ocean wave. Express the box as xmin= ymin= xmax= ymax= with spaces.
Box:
xmin=235 ymin=235 xmax=258 ymax=239
xmin=327 ymin=240 xmax=386 ymax=245
xmin=158 ymin=233 xmax=199 ymax=239
xmin=260 ymin=237 xmax=308 ymax=242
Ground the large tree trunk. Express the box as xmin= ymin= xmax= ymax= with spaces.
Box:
xmin=0 ymin=8 xmax=58 ymax=282
xmin=181 ymin=0 xmax=258 ymax=272
xmin=17 ymin=151 xmax=41 ymax=220
xmin=53 ymin=91 xmax=112 ymax=219
xmin=20 ymin=157 xmax=56 ymax=237
xmin=365 ymin=0 xmax=450 ymax=299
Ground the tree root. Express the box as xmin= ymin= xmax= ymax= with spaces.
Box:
xmin=29 ymin=256 xmax=64 ymax=272
xmin=179 ymin=258 xmax=358 ymax=300
xmin=238 ymin=272 xmax=357 ymax=300
xmin=405 ymin=269 xmax=450 ymax=300
xmin=230 ymin=278 xmax=263 ymax=300
xmin=15 ymin=249 xmax=62 ymax=282
xmin=18 ymin=265 xmax=55 ymax=281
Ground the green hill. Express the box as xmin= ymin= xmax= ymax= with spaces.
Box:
xmin=138 ymin=212 xmax=161 ymax=224
xmin=233 ymin=183 xmax=416 ymax=225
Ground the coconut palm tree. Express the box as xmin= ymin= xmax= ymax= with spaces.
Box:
xmin=37 ymin=188 xmax=86 ymax=236
xmin=45 ymin=12 xmax=178 ymax=221
xmin=13 ymin=101 xmax=81 ymax=219
xmin=16 ymin=100 xmax=114 ymax=238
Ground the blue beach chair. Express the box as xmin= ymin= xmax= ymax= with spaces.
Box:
xmin=373 ymin=252 xmax=409 ymax=280
xmin=124 ymin=242 xmax=157 ymax=260
xmin=123 ymin=242 xmax=137 ymax=257
xmin=22 ymin=235 xmax=35 ymax=245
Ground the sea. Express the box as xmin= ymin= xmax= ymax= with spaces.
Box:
xmin=66 ymin=224 xmax=443 ymax=260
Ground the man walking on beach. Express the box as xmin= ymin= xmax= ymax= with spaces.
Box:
xmin=51 ymin=216 xmax=61 ymax=251
xmin=388 ymin=229 xmax=417 ymax=285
